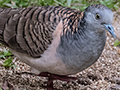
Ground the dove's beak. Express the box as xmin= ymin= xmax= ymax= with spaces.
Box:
xmin=104 ymin=24 xmax=116 ymax=38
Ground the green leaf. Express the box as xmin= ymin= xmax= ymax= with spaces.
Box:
xmin=114 ymin=40 xmax=120 ymax=46
xmin=0 ymin=87 xmax=2 ymax=90
xmin=3 ymin=50 xmax=12 ymax=57
xmin=3 ymin=57 xmax=13 ymax=67
xmin=0 ymin=55 xmax=6 ymax=59
xmin=54 ymin=0 xmax=63 ymax=6
xmin=3 ymin=57 xmax=12 ymax=65
xmin=67 ymin=0 xmax=71 ymax=7
xmin=3 ymin=3 xmax=18 ymax=8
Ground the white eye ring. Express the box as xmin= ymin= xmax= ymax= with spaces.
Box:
xmin=95 ymin=13 xmax=100 ymax=20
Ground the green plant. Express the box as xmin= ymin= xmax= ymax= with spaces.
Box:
xmin=73 ymin=0 xmax=120 ymax=10
xmin=99 ymin=0 xmax=120 ymax=10
xmin=0 ymin=87 xmax=2 ymax=90
xmin=114 ymin=40 xmax=120 ymax=46
xmin=30 ymin=0 xmax=72 ymax=7
xmin=0 ymin=49 xmax=12 ymax=59
xmin=0 ymin=0 xmax=120 ymax=11
xmin=3 ymin=57 xmax=13 ymax=68
xmin=0 ymin=49 xmax=13 ymax=68
xmin=0 ymin=0 xmax=32 ymax=8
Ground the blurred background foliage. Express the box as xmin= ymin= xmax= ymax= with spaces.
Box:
xmin=0 ymin=0 xmax=120 ymax=11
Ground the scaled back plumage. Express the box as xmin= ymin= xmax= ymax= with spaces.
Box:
xmin=0 ymin=6 xmax=83 ymax=58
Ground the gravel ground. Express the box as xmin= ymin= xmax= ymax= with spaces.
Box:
xmin=0 ymin=9 xmax=120 ymax=90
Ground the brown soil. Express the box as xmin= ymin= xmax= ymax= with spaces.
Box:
xmin=0 ymin=9 xmax=120 ymax=90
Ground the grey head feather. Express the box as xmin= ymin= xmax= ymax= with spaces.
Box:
xmin=83 ymin=4 xmax=115 ymax=37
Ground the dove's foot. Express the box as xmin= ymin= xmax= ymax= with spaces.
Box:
xmin=39 ymin=72 xmax=78 ymax=90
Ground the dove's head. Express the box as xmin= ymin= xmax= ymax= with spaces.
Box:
xmin=83 ymin=4 xmax=115 ymax=38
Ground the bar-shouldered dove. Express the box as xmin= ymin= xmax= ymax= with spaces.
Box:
xmin=0 ymin=4 xmax=116 ymax=90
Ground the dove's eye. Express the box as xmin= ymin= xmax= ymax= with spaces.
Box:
xmin=95 ymin=13 xmax=100 ymax=20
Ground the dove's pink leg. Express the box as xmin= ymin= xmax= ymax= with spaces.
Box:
xmin=39 ymin=72 xmax=78 ymax=90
